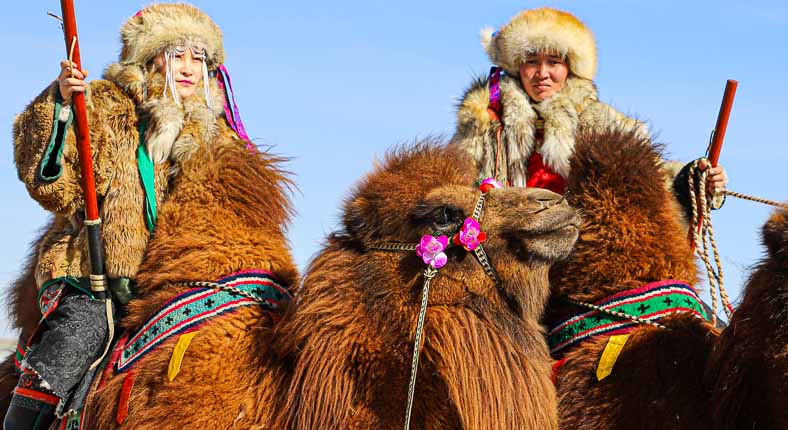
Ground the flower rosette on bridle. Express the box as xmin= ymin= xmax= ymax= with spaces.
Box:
xmin=415 ymin=235 xmax=449 ymax=269
xmin=479 ymin=177 xmax=503 ymax=193
xmin=454 ymin=218 xmax=487 ymax=251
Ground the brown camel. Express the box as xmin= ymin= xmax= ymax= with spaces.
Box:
xmin=82 ymin=126 xmax=299 ymax=429
xmin=544 ymin=125 xmax=787 ymax=429
xmin=706 ymin=208 xmax=787 ymax=429
xmin=272 ymin=141 xmax=579 ymax=429
xmin=0 ymin=244 xmax=41 ymax=415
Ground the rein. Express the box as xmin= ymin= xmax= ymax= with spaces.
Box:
xmin=688 ymin=158 xmax=786 ymax=324
xmin=367 ymin=180 xmax=502 ymax=430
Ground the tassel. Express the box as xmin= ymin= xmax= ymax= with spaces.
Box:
xmin=116 ymin=370 xmax=137 ymax=425
xmin=596 ymin=334 xmax=630 ymax=381
xmin=167 ymin=332 xmax=197 ymax=381
xmin=216 ymin=64 xmax=253 ymax=151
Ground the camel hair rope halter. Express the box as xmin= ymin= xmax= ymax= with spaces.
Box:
xmin=688 ymin=157 xmax=787 ymax=325
xmin=366 ymin=178 xmax=503 ymax=430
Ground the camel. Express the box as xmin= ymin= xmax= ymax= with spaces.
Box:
xmin=272 ymin=141 xmax=580 ymax=429
xmin=543 ymin=124 xmax=787 ymax=429
xmin=706 ymin=208 xmax=787 ymax=429
xmin=81 ymin=127 xmax=299 ymax=429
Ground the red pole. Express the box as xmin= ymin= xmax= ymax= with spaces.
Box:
xmin=690 ymin=80 xmax=737 ymax=249
xmin=60 ymin=0 xmax=107 ymax=297
xmin=707 ymin=80 xmax=738 ymax=167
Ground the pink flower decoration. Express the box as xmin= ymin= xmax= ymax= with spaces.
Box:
xmin=454 ymin=218 xmax=487 ymax=251
xmin=415 ymin=235 xmax=449 ymax=268
xmin=479 ymin=177 xmax=503 ymax=193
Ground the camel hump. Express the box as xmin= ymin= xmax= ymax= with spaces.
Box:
xmin=568 ymin=123 xmax=666 ymax=208
xmin=762 ymin=208 xmax=788 ymax=263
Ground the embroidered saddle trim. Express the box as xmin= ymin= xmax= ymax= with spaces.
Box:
xmin=117 ymin=270 xmax=289 ymax=372
xmin=547 ymin=280 xmax=708 ymax=357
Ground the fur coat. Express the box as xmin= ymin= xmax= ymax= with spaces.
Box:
xmin=13 ymin=62 xmax=229 ymax=286
xmin=450 ymin=74 xmax=650 ymax=187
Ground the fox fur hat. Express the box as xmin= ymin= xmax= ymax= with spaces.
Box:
xmin=481 ymin=7 xmax=597 ymax=80
xmin=119 ymin=3 xmax=225 ymax=69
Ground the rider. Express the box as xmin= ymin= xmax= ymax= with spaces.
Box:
xmin=449 ymin=7 xmax=727 ymax=208
xmin=5 ymin=4 xmax=248 ymax=428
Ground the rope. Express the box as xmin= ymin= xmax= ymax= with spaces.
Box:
xmin=88 ymin=298 xmax=115 ymax=370
xmin=472 ymin=193 xmax=486 ymax=220
xmin=67 ymin=36 xmax=76 ymax=79
xmin=363 ymin=191 xmax=502 ymax=428
xmin=368 ymin=243 xmax=418 ymax=252
xmin=494 ymin=125 xmax=504 ymax=183
xmin=403 ymin=266 xmax=437 ymax=430
xmin=688 ymin=159 xmax=733 ymax=325
xmin=565 ymin=298 xmax=667 ymax=330
xmin=473 ymin=245 xmax=500 ymax=285
xmin=723 ymin=189 xmax=788 ymax=209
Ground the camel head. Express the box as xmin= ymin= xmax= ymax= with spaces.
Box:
xmin=338 ymin=140 xmax=580 ymax=319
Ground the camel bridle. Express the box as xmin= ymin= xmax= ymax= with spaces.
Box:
xmin=367 ymin=188 xmax=501 ymax=430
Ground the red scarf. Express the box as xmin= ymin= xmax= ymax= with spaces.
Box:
xmin=526 ymin=152 xmax=566 ymax=194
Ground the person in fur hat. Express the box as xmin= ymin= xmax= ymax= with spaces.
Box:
xmin=5 ymin=4 xmax=250 ymax=428
xmin=450 ymin=7 xmax=727 ymax=204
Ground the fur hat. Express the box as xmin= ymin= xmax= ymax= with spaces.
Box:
xmin=481 ymin=8 xmax=597 ymax=80
xmin=119 ymin=3 xmax=225 ymax=69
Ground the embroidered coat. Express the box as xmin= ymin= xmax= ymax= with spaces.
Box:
xmin=13 ymin=62 xmax=230 ymax=287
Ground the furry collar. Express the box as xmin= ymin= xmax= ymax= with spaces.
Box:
xmin=103 ymin=62 xmax=226 ymax=164
xmin=457 ymin=75 xmax=598 ymax=185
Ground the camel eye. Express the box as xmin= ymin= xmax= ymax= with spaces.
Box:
xmin=435 ymin=206 xmax=452 ymax=228
xmin=412 ymin=203 xmax=464 ymax=234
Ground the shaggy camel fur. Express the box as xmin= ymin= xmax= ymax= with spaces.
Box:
xmin=706 ymin=208 xmax=787 ymax=429
xmin=82 ymin=126 xmax=298 ymax=429
xmin=273 ymin=142 xmax=579 ymax=429
xmin=545 ymin=125 xmax=786 ymax=430
xmin=0 ymin=243 xmax=41 ymax=415
xmin=4 ymin=140 xmax=578 ymax=428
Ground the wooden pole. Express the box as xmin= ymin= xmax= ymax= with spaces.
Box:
xmin=60 ymin=0 xmax=106 ymax=298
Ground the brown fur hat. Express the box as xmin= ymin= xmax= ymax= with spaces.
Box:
xmin=481 ymin=7 xmax=597 ymax=80
xmin=119 ymin=3 xmax=225 ymax=69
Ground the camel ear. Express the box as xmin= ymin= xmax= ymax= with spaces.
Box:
xmin=343 ymin=197 xmax=369 ymax=240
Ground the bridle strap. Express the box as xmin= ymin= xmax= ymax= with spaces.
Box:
xmin=367 ymin=192 xmax=501 ymax=285
xmin=365 ymin=191 xmax=503 ymax=429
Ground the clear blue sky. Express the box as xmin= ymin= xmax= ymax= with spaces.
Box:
xmin=1 ymin=1 xmax=785 ymax=335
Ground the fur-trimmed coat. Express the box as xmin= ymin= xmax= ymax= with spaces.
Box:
xmin=451 ymin=74 xmax=654 ymax=187
xmin=13 ymin=63 xmax=229 ymax=286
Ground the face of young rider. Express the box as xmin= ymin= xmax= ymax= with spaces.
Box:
xmin=519 ymin=52 xmax=569 ymax=102
xmin=152 ymin=46 xmax=206 ymax=99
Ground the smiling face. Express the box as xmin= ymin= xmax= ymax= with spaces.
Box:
xmin=519 ymin=51 xmax=569 ymax=102
xmin=152 ymin=46 xmax=206 ymax=99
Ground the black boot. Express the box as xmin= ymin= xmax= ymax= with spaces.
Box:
xmin=3 ymin=373 xmax=57 ymax=430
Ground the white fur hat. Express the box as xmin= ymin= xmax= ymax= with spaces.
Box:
xmin=481 ymin=8 xmax=597 ymax=80
xmin=119 ymin=3 xmax=225 ymax=69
